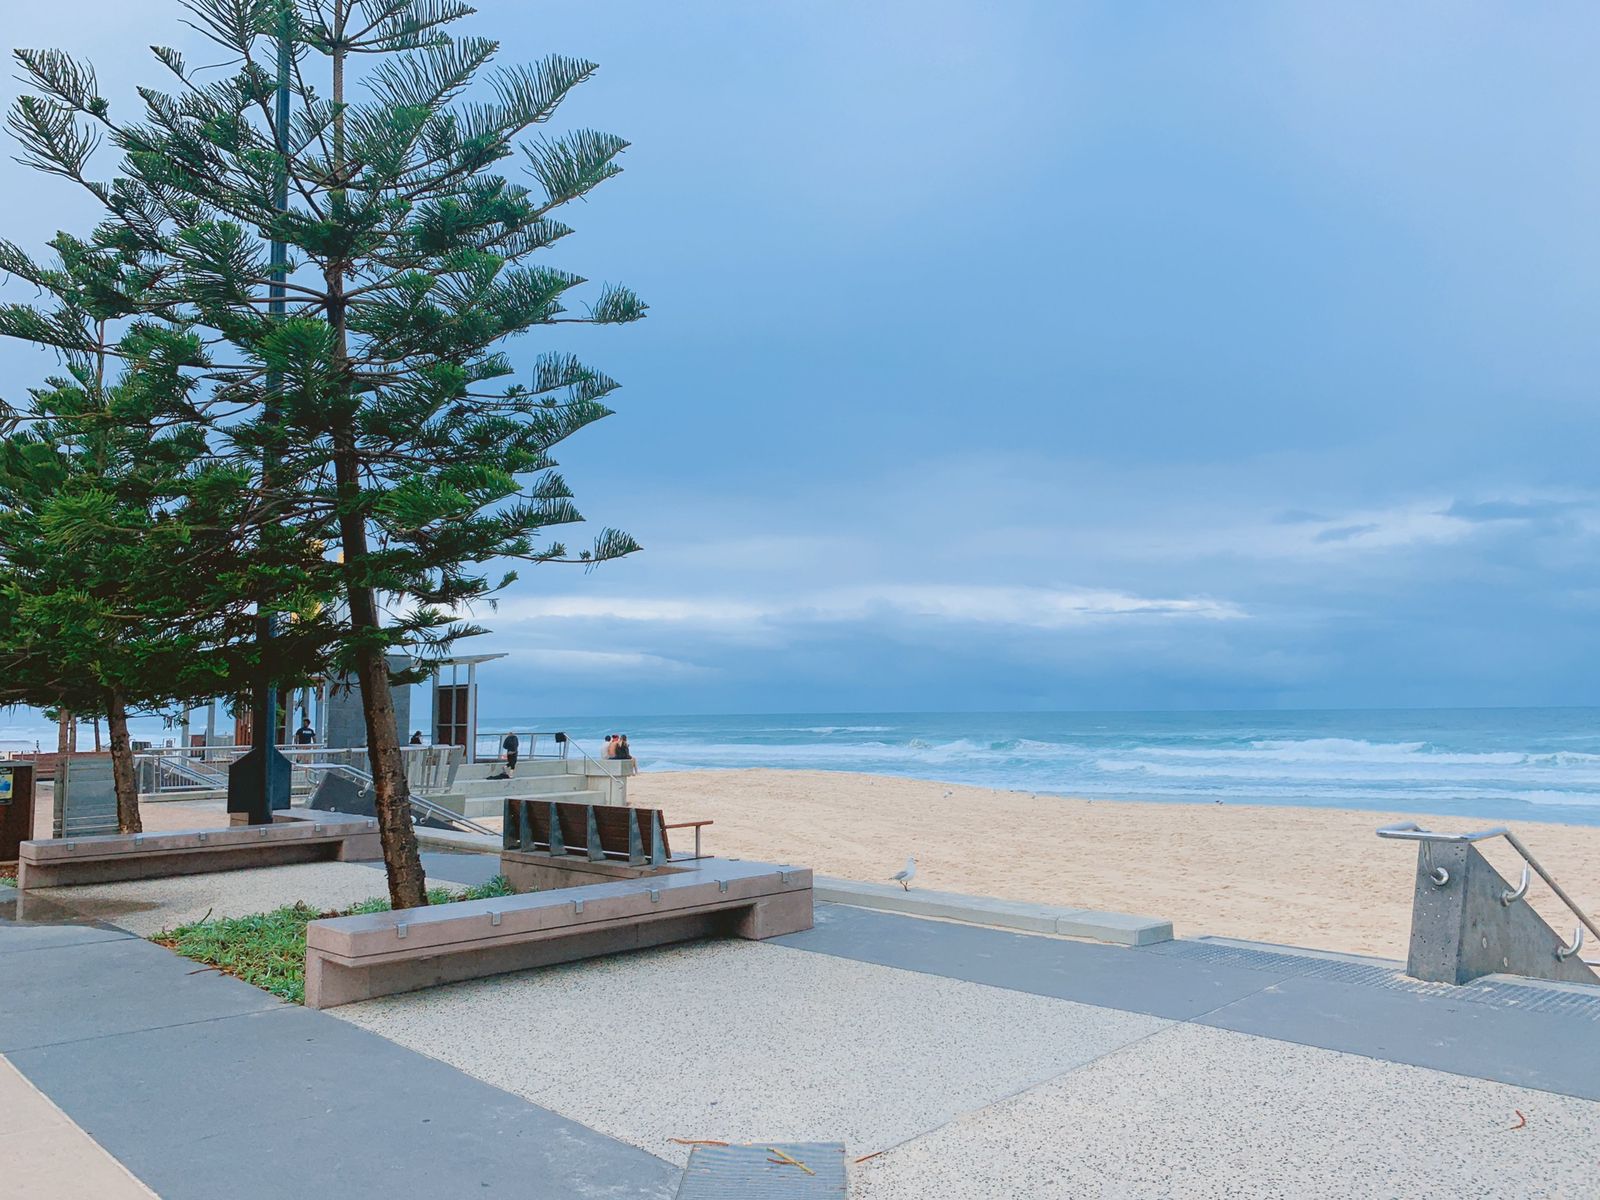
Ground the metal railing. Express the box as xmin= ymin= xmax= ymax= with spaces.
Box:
xmin=294 ymin=757 xmax=496 ymax=838
xmin=134 ymin=745 xmax=377 ymax=797
xmin=471 ymin=730 xmax=570 ymax=765
xmin=561 ymin=735 xmax=625 ymax=795
xmin=1378 ymin=821 xmax=1600 ymax=967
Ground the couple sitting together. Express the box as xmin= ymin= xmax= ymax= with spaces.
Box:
xmin=602 ymin=733 xmax=632 ymax=761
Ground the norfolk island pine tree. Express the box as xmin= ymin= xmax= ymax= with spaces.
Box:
xmin=5 ymin=0 xmax=645 ymax=906
xmin=0 ymin=239 xmax=343 ymax=832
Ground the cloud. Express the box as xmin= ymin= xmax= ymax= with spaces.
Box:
xmin=1313 ymin=523 xmax=1381 ymax=543
xmin=1444 ymin=498 xmax=1590 ymax=523
xmin=516 ymin=649 xmax=710 ymax=676
xmin=495 ymin=584 xmax=1245 ymax=630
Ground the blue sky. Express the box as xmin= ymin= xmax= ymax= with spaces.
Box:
xmin=4 ymin=1 xmax=1600 ymax=719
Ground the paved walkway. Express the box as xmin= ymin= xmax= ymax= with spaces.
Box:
xmin=0 ymin=1056 xmax=155 ymax=1199
xmin=0 ymin=879 xmax=677 ymax=1200
xmin=4 ymin=867 xmax=1600 ymax=1197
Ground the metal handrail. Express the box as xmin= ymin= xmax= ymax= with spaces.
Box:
xmin=407 ymin=791 xmax=497 ymax=838
xmin=562 ymin=735 xmax=624 ymax=792
xmin=472 ymin=730 xmax=570 ymax=764
xmin=298 ymin=758 xmax=495 ymax=837
xmin=1377 ymin=821 xmax=1600 ymax=961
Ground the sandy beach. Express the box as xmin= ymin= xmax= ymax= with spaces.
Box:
xmin=630 ymin=768 xmax=1600 ymax=959
xmin=22 ymin=768 xmax=1599 ymax=961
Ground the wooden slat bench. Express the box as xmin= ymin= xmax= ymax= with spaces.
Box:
xmin=15 ymin=810 xmax=380 ymax=889
xmin=499 ymin=798 xmax=715 ymax=892
xmin=503 ymin=798 xmax=713 ymax=866
xmin=303 ymin=858 xmax=813 ymax=1008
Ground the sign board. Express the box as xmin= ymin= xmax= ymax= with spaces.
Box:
xmin=1 ymin=762 xmax=34 ymax=860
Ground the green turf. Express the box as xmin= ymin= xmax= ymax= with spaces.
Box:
xmin=151 ymin=876 xmax=516 ymax=1004
xmin=0 ymin=874 xmax=15 ymax=889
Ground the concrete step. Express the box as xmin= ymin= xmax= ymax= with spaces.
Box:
xmin=436 ymin=788 xmax=607 ymax=819
xmin=454 ymin=760 xmax=573 ymax=783
xmin=451 ymin=775 xmax=593 ymax=799
xmin=814 ymin=878 xmax=1173 ymax=946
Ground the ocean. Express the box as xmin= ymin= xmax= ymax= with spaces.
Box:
xmin=490 ymin=708 xmax=1600 ymax=827
xmin=9 ymin=706 xmax=1600 ymax=827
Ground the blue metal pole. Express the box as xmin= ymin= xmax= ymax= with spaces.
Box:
xmin=228 ymin=9 xmax=294 ymax=824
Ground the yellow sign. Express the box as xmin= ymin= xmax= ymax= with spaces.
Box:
xmin=0 ymin=766 xmax=12 ymax=805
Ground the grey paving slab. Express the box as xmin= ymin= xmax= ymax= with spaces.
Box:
xmin=408 ymin=849 xmax=505 ymax=886
xmin=0 ymin=921 xmax=132 ymax=955
xmin=0 ymin=936 xmax=281 ymax=1052
xmin=854 ymin=1022 xmax=1600 ymax=1200
xmin=1199 ymin=973 xmax=1600 ymax=1101
xmin=337 ymin=939 xmax=1169 ymax=1165
xmin=10 ymin=1004 xmax=678 ymax=1200
xmin=420 ymin=848 xmax=504 ymax=884
xmin=776 ymin=902 xmax=1283 ymax=1019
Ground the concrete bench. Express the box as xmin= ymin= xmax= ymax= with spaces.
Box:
xmin=304 ymin=858 xmax=813 ymax=1009
xmin=15 ymin=810 xmax=380 ymax=890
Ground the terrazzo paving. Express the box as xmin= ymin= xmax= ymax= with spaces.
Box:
xmin=25 ymin=860 xmax=471 ymax=936
xmin=336 ymin=938 xmax=1171 ymax=1165
xmin=851 ymin=1023 xmax=1600 ymax=1200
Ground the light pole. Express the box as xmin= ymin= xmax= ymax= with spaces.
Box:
xmin=226 ymin=8 xmax=294 ymax=824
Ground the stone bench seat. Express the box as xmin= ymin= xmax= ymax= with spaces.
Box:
xmin=16 ymin=810 xmax=379 ymax=889
xmin=303 ymin=859 xmax=813 ymax=1009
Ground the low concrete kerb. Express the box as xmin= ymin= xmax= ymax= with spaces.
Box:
xmin=414 ymin=827 xmax=501 ymax=854
xmin=814 ymin=878 xmax=1173 ymax=946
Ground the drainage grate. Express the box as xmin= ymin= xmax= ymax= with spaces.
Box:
xmin=1146 ymin=939 xmax=1600 ymax=1020
xmin=676 ymin=1142 xmax=847 ymax=1199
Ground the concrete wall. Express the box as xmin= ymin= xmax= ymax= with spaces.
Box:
xmin=323 ymin=657 xmax=413 ymax=750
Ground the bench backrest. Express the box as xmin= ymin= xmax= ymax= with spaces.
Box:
xmin=504 ymin=798 xmax=670 ymax=865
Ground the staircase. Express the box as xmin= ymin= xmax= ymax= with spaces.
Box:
xmin=430 ymin=759 xmax=623 ymax=818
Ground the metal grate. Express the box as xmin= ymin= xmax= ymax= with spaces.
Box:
xmin=676 ymin=1142 xmax=847 ymax=1199
xmin=1147 ymin=939 xmax=1600 ymax=1020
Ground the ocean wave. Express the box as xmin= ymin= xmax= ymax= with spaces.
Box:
xmin=798 ymin=725 xmax=895 ymax=735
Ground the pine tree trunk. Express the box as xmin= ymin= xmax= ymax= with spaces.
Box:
xmin=334 ymin=437 xmax=427 ymax=909
xmin=320 ymin=5 xmax=424 ymax=911
xmin=106 ymin=690 xmax=142 ymax=834
xmin=56 ymin=710 xmax=73 ymax=756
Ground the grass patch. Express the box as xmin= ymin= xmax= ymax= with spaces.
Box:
xmin=0 ymin=874 xmax=15 ymax=889
xmin=151 ymin=876 xmax=516 ymax=1004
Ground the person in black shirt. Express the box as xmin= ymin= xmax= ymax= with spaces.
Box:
xmin=502 ymin=732 xmax=520 ymax=776
xmin=293 ymin=719 xmax=316 ymax=746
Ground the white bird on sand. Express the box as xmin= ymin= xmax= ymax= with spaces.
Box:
xmin=891 ymin=857 xmax=917 ymax=891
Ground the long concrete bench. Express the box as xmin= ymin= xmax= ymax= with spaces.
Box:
xmin=304 ymin=858 xmax=813 ymax=1009
xmin=15 ymin=810 xmax=380 ymax=889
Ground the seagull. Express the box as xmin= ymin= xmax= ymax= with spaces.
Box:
xmin=891 ymin=857 xmax=916 ymax=891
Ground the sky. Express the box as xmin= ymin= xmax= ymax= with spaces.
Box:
xmin=3 ymin=1 xmax=1600 ymax=720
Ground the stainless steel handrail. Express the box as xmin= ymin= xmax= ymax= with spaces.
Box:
xmin=407 ymin=791 xmax=497 ymax=838
xmin=299 ymin=759 xmax=495 ymax=837
xmin=563 ymin=736 xmax=624 ymax=792
xmin=1378 ymin=821 xmax=1600 ymax=953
